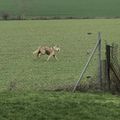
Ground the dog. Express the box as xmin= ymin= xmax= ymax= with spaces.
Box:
xmin=33 ymin=45 xmax=60 ymax=61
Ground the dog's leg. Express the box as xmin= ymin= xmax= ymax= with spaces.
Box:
xmin=33 ymin=50 xmax=38 ymax=55
xmin=47 ymin=54 xmax=53 ymax=61
xmin=47 ymin=55 xmax=51 ymax=61
xmin=37 ymin=52 xmax=39 ymax=57
xmin=39 ymin=53 xmax=41 ymax=58
xmin=53 ymin=55 xmax=58 ymax=60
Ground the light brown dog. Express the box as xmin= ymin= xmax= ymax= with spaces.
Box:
xmin=33 ymin=45 xmax=60 ymax=61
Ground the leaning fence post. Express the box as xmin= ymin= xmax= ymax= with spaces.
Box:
xmin=73 ymin=33 xmax=101 ymax=92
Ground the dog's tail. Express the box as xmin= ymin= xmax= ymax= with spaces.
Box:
xmin=33 ymin=46 xmax=41 ymax=55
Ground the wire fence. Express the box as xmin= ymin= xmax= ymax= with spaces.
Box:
xmin=109 ymin=43 xmax=120 ymax=92
xmin=73 ymin=35 xmax=120 ymax=93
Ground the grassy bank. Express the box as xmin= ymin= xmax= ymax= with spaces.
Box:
xmin=0 ymin=91 xmax=120 ymax=120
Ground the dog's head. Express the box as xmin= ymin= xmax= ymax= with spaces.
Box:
xmin=53 ymin=45 xmax=60 ymax=52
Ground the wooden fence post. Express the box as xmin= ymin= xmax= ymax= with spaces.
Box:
xmin=106 ymin=45 xmax=111 ymax=90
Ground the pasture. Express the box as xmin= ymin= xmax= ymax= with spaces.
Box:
xmin=0 ymin=0 xmax=120 ymax=18
xmin=0 ymin=19 xmax=120 ymax=92
xmin=0 ymin=19 xmax=120 ymax=119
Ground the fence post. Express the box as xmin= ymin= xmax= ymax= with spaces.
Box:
xmin=73 ymin=33 xmax=101 ymax=92
xmin=106 ymin=45 xmax=111 ymax=90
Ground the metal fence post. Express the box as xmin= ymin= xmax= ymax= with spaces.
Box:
xmin=73 ymin=33 xmax=101 ymax=92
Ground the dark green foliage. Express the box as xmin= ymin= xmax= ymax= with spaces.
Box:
xmin=0 ymin=0 xmax=120 ymax=18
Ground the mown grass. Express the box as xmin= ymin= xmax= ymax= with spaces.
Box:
xmin=0 ymin=19 xmax=120 ymax=119
xmin=0 ymin=91 xmax=120 ymax=120
xmin=0 ymin=19 xmax=120 ymax=92
xmin=0 ymin=0 xmax=120 ymax=18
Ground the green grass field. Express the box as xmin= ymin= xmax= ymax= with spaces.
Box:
xmin=0 ymin=19 xmax=120 ymax=92
xmin=0 ymin=91 xmax=120 ymax=120
xmin=0 ymin=19 xmax=120 ymax=119
xmin=0 ymin=0 xmax=120 ymax=17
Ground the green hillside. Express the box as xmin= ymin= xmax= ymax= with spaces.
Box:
xmin=0 ymin=0 xmax=120 ymax=18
